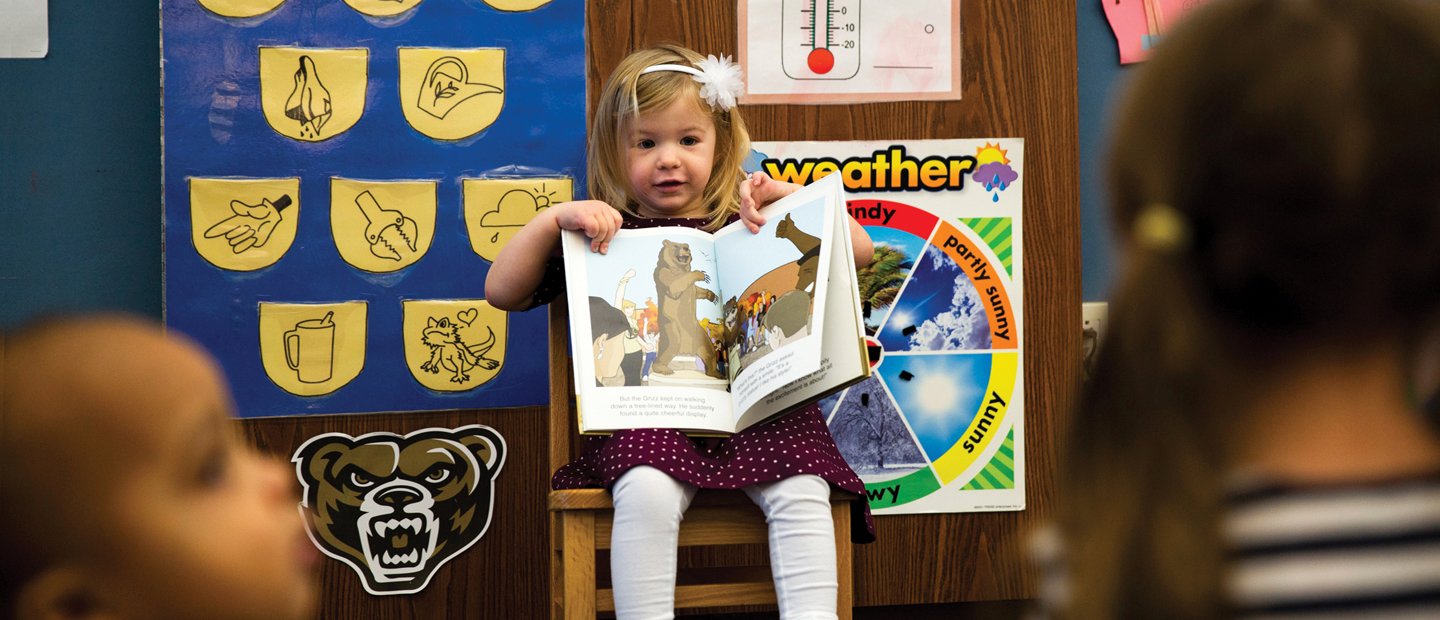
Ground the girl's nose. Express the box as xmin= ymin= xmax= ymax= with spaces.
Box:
xmin=656 ymin=145 xmax=681 ymax=168
xmin=257 ymin=453 xmax=296 ymax=503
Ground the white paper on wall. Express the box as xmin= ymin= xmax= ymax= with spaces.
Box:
xmin=1 ymin=0 xmax=48 ymax=59
xmin=739 ymin=0 xmax=961 ymax=104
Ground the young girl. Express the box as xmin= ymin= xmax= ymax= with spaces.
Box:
xmin=487 ymin=44 xmax=875 ymax=618
xmin=3 ymin=316 xmax=317 ymax=620
xmin=1044 ymin=1 xmax=1440 ymax=617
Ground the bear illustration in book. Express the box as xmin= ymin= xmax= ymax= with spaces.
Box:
xmin=652 ymin=240 xmax=721 ymax=378
xmin=776 ymin=212 xmax=821 ymax=294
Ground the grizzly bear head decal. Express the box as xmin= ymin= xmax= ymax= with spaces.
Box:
xmin=292 ymin=425 xmax=506 ymax=595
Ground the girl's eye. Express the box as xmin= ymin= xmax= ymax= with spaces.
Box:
xmin=637 ymin=139 xmax=655 ymax=149
xmin=681 ymin=136 xmax=700 ymax=146
xmin=424 ymin=467 xmax=451 ymax=484
xmin=350 ymin=471 xmax=374 ymax=488
xmin=198 ymin=450 xmax=230 ymax=488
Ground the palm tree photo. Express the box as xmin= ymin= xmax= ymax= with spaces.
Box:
xmin=857 ymin=244 xmax=912 ymax=335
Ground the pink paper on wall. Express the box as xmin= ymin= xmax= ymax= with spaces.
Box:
xmin=1104 ymin=0 xmax=1211 ymax=64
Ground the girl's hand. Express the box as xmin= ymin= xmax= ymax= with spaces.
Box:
xmin=554 ymin=200 xmax=624 ymax=253
xmin=738 ymin=171 xmax=802 ymax=233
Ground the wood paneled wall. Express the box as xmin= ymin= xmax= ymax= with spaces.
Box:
xmin=241 ymin=0 xmax=1078 ymax=616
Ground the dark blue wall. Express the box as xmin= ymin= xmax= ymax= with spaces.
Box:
xmin=1077 ymin=0 xmax=1128 ymax=301
xmin=1 ymin=1 xmax=162 ymax=327
xmin=1 ymin=1 xmax=1128 ymax=328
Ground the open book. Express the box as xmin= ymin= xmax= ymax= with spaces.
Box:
xmin=561 ymin=175 xmax=871 ymax=434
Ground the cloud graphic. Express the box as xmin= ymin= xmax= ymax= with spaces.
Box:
xmin=975 ymin=162 xmax=1019 ymax=191
xmin=907 ymin=274 xmax=991 ymax=351
xmin=481 ymin=190 xmax=545 ymax=228
xmin=929 ymin=245 xmax=956 ymax=272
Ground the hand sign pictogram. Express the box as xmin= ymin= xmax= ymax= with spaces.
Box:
xmin=204 ymin=194 xmax=291 ymax=254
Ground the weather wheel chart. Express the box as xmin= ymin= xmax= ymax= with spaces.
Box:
xmin=754 ymin=139 xmax=1025 ymax=515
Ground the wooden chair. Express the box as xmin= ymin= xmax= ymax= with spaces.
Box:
xmin=545 ymin=303 xmax=855 ymax=619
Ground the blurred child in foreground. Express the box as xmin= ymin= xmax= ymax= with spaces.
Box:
xmin=1043 ymin=0 xmax=1440 ymax=617
xmin=1 ymin=315 xmax=317 ymax=620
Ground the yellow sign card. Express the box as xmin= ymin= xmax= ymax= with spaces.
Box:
xmin=402 ymin=300 xmax=509 ymax=392
xmin=481 ymin=0 xmax=552 ymax=11
xmin=190 ymin=177 xmax=299 ymax=271
xmin=330 ymin=178 xmax=437 ymax=272
xmin=197 ymin=0 xmax=286 ymax=18
xmin=463 ymin=177 xmax=571 ymax=262
xmin=343 ymin=0 xmax=423 ymax=18
xmin=398 ymin=48 xmax=505 ymax=141
xmin=260 ymin=47 xmax=368 ymax=142
xmin=259 ymin=302 xmax=368 ymax=397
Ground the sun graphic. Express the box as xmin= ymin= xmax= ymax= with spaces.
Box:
xmin=975 ymin=142 xmax=1010 ymax=166
xmin=899 ymin=357 xmax=981 ymax=434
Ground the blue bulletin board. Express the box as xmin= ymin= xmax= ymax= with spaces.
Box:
xmin=161 ymin=0 xmax=585 ymax=417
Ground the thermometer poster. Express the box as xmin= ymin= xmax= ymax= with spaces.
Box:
xmin=161 ymin=0 xmax=585 ymax=417
xmin=739 ymin=0 xmax=962 ymax=104
xmin=750 ymin=139 xmax=1025 ymax=514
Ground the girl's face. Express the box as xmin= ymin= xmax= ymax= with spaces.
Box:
xmin=90 ymin=340 xmax=318 ymax=620
xmin=625 ymin=97 xmax=717 ymax=219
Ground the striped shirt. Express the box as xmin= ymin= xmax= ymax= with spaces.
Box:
xmin=1225 ymin=473 xmax=1440 ymax=618
xmin=1034 ymin=472 xmax=1440 ymax=618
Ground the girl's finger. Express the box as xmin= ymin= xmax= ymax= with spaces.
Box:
xmin=597 ymin=220 xmax=612 ymax=254
xmin=742 ymin=179 xmax=768 ymax=232
xmin=597 ymin=211 xmax=617 ymax=253
xmin=587 ymin=214 xmax=605 ymax=252
xmin=747 ymin=208 xmax=766 ymax=232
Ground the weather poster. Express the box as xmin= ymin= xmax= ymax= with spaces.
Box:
xmin=162 ymin=1 xmax=584 ymax=417
xmin=750 ymin=139 xmax=1025 ymax=514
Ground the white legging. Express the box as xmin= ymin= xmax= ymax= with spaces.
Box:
xmin=609 ymin=466 xmax=839 ymax=620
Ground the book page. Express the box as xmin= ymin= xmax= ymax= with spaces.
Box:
xmin=713 ymin=175 xmax=841 ymax=416
xmin=562 ymin=227 xmax=733 ymax=432
xmin=735 ymin=196 xmax=870 ymax=429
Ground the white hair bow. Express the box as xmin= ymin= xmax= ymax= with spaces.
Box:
xmin=640 ymin=54 xmax=744 ymax=111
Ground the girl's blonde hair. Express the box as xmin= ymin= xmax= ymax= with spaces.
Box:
xmin=588 ymin=44 xmax=751 ymax=231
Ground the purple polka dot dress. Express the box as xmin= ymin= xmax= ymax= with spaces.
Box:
xmin=532 ymin=214 xmax=875 ymax=543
